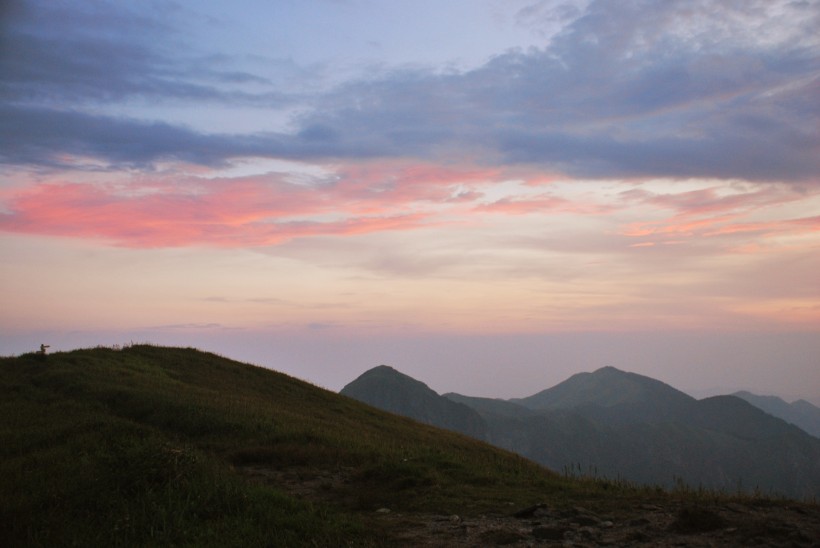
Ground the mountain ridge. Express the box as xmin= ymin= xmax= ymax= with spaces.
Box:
xmin=340 ymin=364 xmax=487 ymax=439
xmin=343 ymin=363 xmax=820 ymax=499
xmin=733 ymin=390 xmax=820 ymax=438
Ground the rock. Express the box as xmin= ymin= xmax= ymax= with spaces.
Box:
xmin=513 ymin=503 xmax=549 ymax=519
xmin=577 ymin=525 xmax=600 ymax=538
xmin=669 ymin=506 xmax=726 ymax=533
xmin=531 ymin=526 xmax=569 ymax=540
xmin=479 ymin=528 xmax=526 ymax=545
xmin=375 ymin=507 xmax=391 ymax=514
xmin=572 ymin=514 xmax=600 ymax=526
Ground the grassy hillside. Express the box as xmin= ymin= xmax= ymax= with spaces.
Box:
xmin=1 ymin=345 xmax=585 ymax=546
xmin=3 ymin=345 xmax=818 ymax=547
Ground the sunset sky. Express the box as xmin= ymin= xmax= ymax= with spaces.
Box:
xmin=2 ymin=0 xmax=819 ymax=403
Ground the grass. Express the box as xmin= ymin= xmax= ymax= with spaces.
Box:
xmin=0 ymin=344 xmax=584 ymax=546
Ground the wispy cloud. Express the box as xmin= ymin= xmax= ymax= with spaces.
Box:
xmin=617 ymin=184 xmax=820 ymax=249
xmin=0 ymin=175 xmax=441 ymax=247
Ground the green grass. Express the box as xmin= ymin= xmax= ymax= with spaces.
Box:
xmin=0 ymin=345 xmax=584 ymax=546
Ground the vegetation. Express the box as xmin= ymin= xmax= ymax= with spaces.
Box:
xmin=0 ymin=345 xmax=580 ymax=546
xmin=2 ymin=345 xmax=816 ymax=546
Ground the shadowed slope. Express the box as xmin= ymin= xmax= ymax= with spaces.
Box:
xmin=734 ymin=391 xmax=820 ymax=438
xmin=341 ymin=365 xmax=487 ymax=439
xmin=350 ymin=364 xmax=820 ymax=498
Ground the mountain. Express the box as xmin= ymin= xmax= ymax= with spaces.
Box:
xmin=511 ymin=366 xmax=695 ymax=424
xmin=733 ymin=391 xmax=820 ymax=438
xmin=348 ymin=365 xmax=820 ymax=499
xmin=5 ymin=346 xmax=819 ymax=546
xmin=444 ymin=393 xmax=538 ymax=419
xmin=340 ymin=365 xmax=487 ymax=439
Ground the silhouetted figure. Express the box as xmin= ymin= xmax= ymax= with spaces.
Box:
xmin=39 ymin=344 xmax=50 ymax=355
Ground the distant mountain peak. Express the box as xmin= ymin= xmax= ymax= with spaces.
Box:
xmin=512 ymin=366 xmax=693 ymax=412
xmin=362 ymin=364 xmax=405 ymax=376
xmin=732 ymin=390 xmax=820 ymax=438
xmin=340 ymin=365 xmax=487 ymax=439
xmin=339 ymin=363 xmax=820 ymax=499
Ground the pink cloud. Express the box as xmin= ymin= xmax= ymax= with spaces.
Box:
xmin=624 ymin=185 xmax=808 ymax=217
xmin=621 ymin=214 xmax=820 ymax=251
xmin=0 ymin=173 xmax=438 ymax=247
xmin=618 ymin=184 xmax=820 ymax=250
xmin=330 ymin=160 xmax=501 ymax=206
xmin=1 ymin=159 xmax=581 ymax=247
xmin=474 ymin=194 xmax=614 ymax=215
xmin=0 ymin=159 xmax=520 ymax=247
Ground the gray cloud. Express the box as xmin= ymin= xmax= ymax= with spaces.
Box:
xmin=0 ymin=105 xmax=264 ymax=168
xmin=282 ymin=0 xmax=820 ymax=181
xmin=2 ymin=0 xmax=818 ymax=182
xmin=0 ymin=0 xmax=290 ymax=106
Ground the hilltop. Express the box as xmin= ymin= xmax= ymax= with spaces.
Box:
xmin=2 ymin=346 xmax=818 ymax=546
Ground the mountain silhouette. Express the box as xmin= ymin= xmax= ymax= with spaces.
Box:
xmin=344 ymin=365 xmax=820 ymax=499
xmin=513 ymin=366 xmax=692 ymax=409
xmin=340 ymin=365 xmax=487 ymax=439
xmin=510 ymin=366 xmax=696 ymax=426
xmin=733 ymin=391 xmax=820 ymax=438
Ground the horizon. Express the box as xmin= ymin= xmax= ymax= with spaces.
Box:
xmin=3 ymin=334 xmax=819 ymax=407
xmin=2 ymin=1 xmax=819 ymax=405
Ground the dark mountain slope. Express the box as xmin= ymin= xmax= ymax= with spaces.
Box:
xmin=347 ymin=365 xmax=820 ymax=499
xmin=444 ymin=393 xmax=537 ymax=419
xmin=340 ymin=365 xmax=487 ymax=439
xmin=733 ymin=391 xmax=820 ymax=438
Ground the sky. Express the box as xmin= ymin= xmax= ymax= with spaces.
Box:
xmin=1 ymin=0 xmax=819 ymax=404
